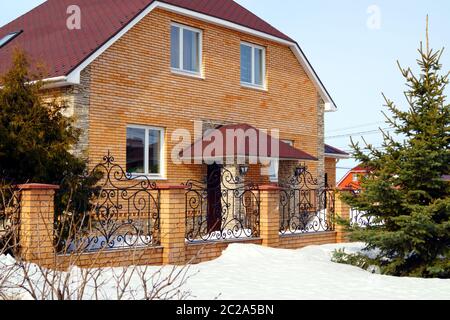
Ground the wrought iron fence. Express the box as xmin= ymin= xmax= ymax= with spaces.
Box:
xmin=0 ymin=185 xmax=21 ymax=252
xmin=350 ymin=209 xmax=377 ymax=227
xmin=184 ymin=165 xmax=260 ymax=242
xmin=279 ymin=166 xmax=335 ymax=235
xmin=57 ymin=153 xmax=161 ymax=253
xmin=343 ymin=190 xmax=377 ymax=227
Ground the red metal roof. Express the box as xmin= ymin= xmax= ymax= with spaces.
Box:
xmin=351 ymin=165 xmax=371 ymax=172
xmin=325 ymin=144 xmax=349 ymax=157
xmin=0 ymin=0 xmax=293 ymax=78
xmin=181 ymin=123 xmax=318 ymax=161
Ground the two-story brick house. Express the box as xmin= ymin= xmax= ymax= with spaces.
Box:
xmin=0 ymin=0 xmax=339 ymax=187
xmin=0 ymin=0 xmax=355 ymax=267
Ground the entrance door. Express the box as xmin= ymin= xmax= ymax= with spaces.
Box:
xmin=207 ymin=163 xmax=223 ymax=233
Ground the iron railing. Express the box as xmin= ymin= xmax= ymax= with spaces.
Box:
xmin=343 ymin=190 xmax=377 ymax=227
xmin=57 ymin=153 xmax=161 ymax=253
xmin=350 ymin=209 xmax=377 ymax=227
xmin=0 ymin=185 xmax=21 ymax=252
xmin=279 ymin=166 xmax=335 ymax=235
xmin=184 ymin=166 xmax=260 ymax=242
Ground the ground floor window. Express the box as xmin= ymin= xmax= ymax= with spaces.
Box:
xmin=268 ymin=140 xmax=294 ymax=182
xmin=268 ymin=160 xmax=279 ymax=183
xmin=126 ymin=125 xmax=164 ymax=178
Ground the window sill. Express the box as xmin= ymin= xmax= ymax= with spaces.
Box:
xmin=171 ymin=68 xmax=204 ymax=80
xmin=241 ymin=83 xmax=267 ymax=92
xmin=129 ymin=174 xmax=168 ymax=181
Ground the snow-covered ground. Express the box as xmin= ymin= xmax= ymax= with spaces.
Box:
xmin=188 ymin=243 xmax=450 ymax=300
xmin=1 ymin=243 xmax=449 ymax=300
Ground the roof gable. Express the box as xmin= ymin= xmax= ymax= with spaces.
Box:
xmin=0 ymin=0 xmax=291 ymax=78
xmin=0 ymin=0 xmax=337 ymax=110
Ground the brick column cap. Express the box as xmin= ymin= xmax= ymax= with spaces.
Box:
xmin=259 ymin=184 xmax=283 ymax=191
xmin=18 ymin=183 xmax=60 ymax=191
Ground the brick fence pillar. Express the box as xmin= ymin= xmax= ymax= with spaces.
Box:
xmin=259 ymin=185 xmax=281 ymax=248
xmin=18 ymin=184 xmax=59 ymax=267
xmin=159 ymin=185 xmax=187 ymax=265
xmin=335 ymin=192 xmax=351 ymax=243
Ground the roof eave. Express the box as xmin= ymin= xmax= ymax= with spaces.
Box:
xmin=39 ymin=75 xmax=79 ymax=89
xmin=324 ymin=153 xmax=350 ymax=160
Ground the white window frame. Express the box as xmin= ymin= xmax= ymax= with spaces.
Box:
xmin=170 ymin=22 xmax=203 ymax=77
xmin=268 ymin=140 xmax=294 ymax=183
xmin=240 ymin=41 xmax=266 ymax=89
xmin=126 ymin=125 xmax=166 ymax=179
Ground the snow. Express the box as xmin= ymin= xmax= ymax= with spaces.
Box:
xmin=1 ymin=243 xmax=449 ymax=300
xmin=186 ymin=243 xmax=450 ymax=300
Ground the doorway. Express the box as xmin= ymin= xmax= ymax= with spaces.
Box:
xmin=206 ymin=163 xmax=223 ymax=233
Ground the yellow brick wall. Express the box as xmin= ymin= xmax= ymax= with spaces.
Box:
xmin=185 ymin=239 xmax=263 ymax=264
xmin=56 ymin=247 xmax=164 ymax=269
xmin=84 ymin=8 xmax=320 ymax=184
xmin=279 ymin=232 xmax=337 ymax=250
xmin=325 ymin=157 xmax=337 ymax=187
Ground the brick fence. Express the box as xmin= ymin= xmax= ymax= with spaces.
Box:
xmin=15 ymin=183 xmax=351 ymax=270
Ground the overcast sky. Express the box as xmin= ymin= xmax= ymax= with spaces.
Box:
xmin=1 ymin=1 xmax=449 ymax=180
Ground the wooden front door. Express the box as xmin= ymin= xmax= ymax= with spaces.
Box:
xmin=207 ymin=164 xmax=223 ymax=233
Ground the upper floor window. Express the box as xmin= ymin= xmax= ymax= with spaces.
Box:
xmin=240 ymin=42 xmax=265 ymax=88
xmin=171 ymin=23 xmax=202 ymax=75
xmin=352 ymin=174 xmax=359 ymax=182
xmin=126 ymin=125 xmax=165 ymax=178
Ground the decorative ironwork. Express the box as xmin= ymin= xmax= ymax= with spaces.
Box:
xmin=344 ymin=190 xmax=377 ymax=227
xmin=350 ymin=209 xmax=375 ymax=227
xmin=0 ymin=185 xmax=21 ymax=252
xmin=184 ymin=165 xmax=260 ymax=242
xmin=279 ymin=167 xmax=335 ymax=235
xmin=58 ymin=153 xmax=160 ymax=253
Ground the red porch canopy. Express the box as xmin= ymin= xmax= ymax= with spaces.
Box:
xmin=180 ymin=123 xmax=317 ymax=162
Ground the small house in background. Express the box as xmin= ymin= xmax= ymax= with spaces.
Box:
xmin=337 ymin=164 xmax=371 ymax=190
xmin=324 ymin=144 xmax=349 ymax=188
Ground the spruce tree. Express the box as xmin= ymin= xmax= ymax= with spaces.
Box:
xmin=0 ymin=49 xmax=83 ymax=183
xmin=341 ymin=21 xmax=450 ymax=278
xmin=0 ymin=50 xmax=100 ymax=230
